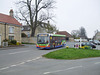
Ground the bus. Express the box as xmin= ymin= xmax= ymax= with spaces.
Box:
xmin=36 ymin=33 xmax=66 ymax=49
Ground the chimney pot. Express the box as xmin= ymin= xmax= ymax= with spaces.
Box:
xmin=9 ymin=9 xmax=14 ymax=17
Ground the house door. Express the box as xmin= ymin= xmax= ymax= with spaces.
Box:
xmin=0 ymin=35 xmax=1 ymax=46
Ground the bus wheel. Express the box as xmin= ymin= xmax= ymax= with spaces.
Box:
xmin=53 ymin=45 xmax=55 ymax=48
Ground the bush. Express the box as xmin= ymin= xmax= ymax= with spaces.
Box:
xmin=21 ymin=33 xmax=27 ymax=37
xmin=16 ymin=42 xmax=21 ymax=45
xmin=3 ymin=39 xmax=9 ymax=42
xmin=10 ymin=40 xmax=17 ymax=45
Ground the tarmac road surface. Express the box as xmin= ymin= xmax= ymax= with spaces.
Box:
xmin=0 ymin=44 xmax=100 ymax=75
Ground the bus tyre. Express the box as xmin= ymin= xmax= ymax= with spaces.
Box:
xmin=53 ymin=45 xmax=55 ymax=48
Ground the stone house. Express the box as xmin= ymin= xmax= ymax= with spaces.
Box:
xmin=22 ymin=25 xmax=47 ymax=37
xmin=93 ymin=31 xmax=100 ymax=41
xmin=0 ymin=9 xmax=22 ymax=46
xmin=21 ymin=25 xmax=47 ymax=43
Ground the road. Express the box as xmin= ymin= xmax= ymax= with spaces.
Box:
xmin=0 ymin=44 xmax=100 ymax=75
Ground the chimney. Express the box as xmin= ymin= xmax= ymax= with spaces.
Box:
xmin=9 ymin=9 xmax=14 ymax=17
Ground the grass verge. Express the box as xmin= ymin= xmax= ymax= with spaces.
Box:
xmin=43 ymin=48 xmax=100 ymax=60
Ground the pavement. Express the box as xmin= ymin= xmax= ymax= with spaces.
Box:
xmin=0 ymin=45 xmax=26 ymax=50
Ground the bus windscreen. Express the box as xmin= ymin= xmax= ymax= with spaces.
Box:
xmin=37 ymin=35 xmax=49 ymax=44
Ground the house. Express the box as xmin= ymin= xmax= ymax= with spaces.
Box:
xmin=93 ymin=31 xmax=100 ymax=41
xmin=21 ymin=26 xmax=31 ymax=37
xmin=21 ymin=25 xmax=48 ymax=43
xmin=56 ymin=31 xmax=74 ymax=41
xmin=0 ymin=9 xmax=22 ymax=46
xmin=21 ymin=21 xmax=53 ymax=37
xmin=21 ymin=25 xmax=47 ymax=37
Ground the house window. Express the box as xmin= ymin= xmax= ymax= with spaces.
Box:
xmin=9 ymin=36 xmax=14 ymax=40
xmin=21 ymin=27 xmax=24 ymax=30
xmin=9 ymin=27 xmax=14 ymax=33
xmin=28 ymin=27 xmax=30 ymax=30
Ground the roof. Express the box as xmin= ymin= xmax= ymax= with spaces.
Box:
xmin=0 ymin=13 xmax=22 ymax=26
xmin=52 ymin=34 xmax=66 ymax=37
xmin=56 ymin=31 xmax=72 ymax=37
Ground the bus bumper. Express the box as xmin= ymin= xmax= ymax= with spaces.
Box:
xmin=36 ymin=47 xmax=50 ymax=49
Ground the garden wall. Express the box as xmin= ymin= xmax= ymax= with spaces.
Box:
xmin=22 ymin=37 xmax=37 ymax=44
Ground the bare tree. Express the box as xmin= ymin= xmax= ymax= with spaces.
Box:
xmin=15 ymin=0 xmax=56 ymax=37
xmin=79 ymin=27 xmax=87 ymax=39
xmin=37 ymin=21 xmax=58 ymax=33
xmin=71 ymin=30 xmax=80 ymax=39
xmin=71 ymin=27 xmax=88 ymax=39
xmin=47 ymin=24 xmax=58 ymax=33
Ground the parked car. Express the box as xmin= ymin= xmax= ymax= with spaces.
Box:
xmin=93 ymin=40 xmax=100 ymax=45
xmin=89 ymin=40 xmax=93 ymax=43
xmin=81 ymin=42 xmax=96 ymax=49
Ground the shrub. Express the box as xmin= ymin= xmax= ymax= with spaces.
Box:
xmin=16 ymin=42 xmax=21 ymax=45
xmin=21 ymin=33 xmax=27 ymax=37
xmin=3 ymin=39 xmax=9 ymax=42
xmin=10 ymin=40 xmax=17 ymax=45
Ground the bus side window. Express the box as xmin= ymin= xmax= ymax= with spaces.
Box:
xmin=50 ymin=37 xmax=53 ymax=43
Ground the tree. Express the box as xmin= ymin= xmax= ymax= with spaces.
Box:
xmin=71 ymin=27 xmax=88 ymax=39
xmin=36 ymin=21 xmax=58 ymax=33
xmin=71 ymin=30 xmax=80 ymax=39
xmin=46 ymin=21 xmax=58 ymax=33
xmin=79 ymin=27 xmax=87 ymax=39
xmin=15 ymin=0 xmax=55 ymax=37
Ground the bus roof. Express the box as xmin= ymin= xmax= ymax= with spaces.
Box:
xmin=51 ymin=34 xmax=66 ymax=37
xmin=37 ymin=33 xmax=66 ymax=37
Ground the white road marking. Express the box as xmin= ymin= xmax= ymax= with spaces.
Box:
xmin=0 ymin=56 xmax=42 ymax=71
xmin=0 ymin=67 xmax=9 ymax=71
xmin=34 ymin=56 xmax=42 ymax=60
xmin=26 ymin=60 xmax=33 ymax=62
xmin=9 ymin=51 xmax=30 ymax=55
xmin=44 ymin=72 xmax=51 ymax=74
xmin=10 ymin=65 xmax=17 ymax=67
xmin=17 ymin=62 xmax=26 ymax=65
xmin=95 ymin=62 xmax=100 ymax=64
xmin=43 ymin=66 xmax=83 ymax=74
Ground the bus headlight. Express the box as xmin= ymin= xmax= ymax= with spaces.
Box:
xmin=46 ymin=44 xmax=50 ymax=47
xmin=36 ymin=44 xmax=39 ymax=47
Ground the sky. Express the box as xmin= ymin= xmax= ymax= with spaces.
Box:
xmin=0 ymin=0 xmax=100 ymax=38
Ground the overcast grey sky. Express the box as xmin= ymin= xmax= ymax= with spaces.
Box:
xmin=0 ymin=0 xmax=100 ymax=38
